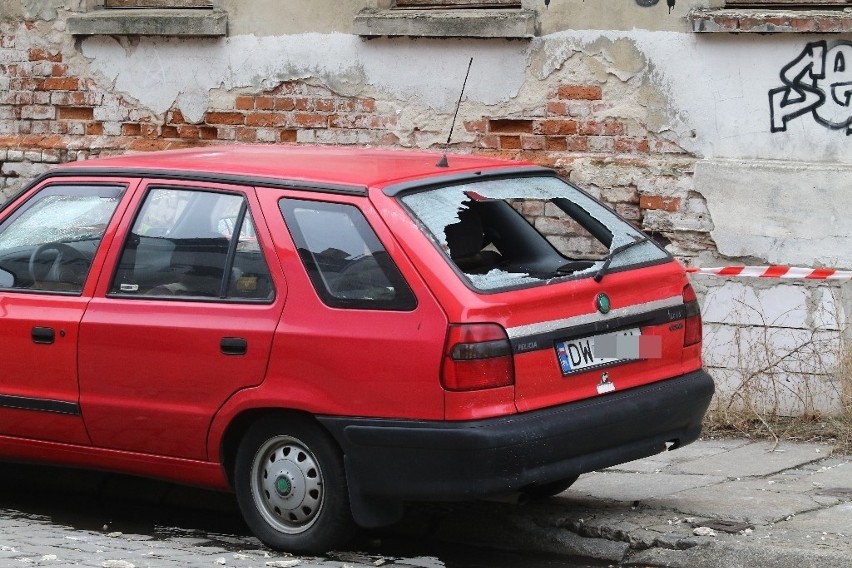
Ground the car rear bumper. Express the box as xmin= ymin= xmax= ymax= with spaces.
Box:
xmin=319 ymin=369 xmax=714 ymax=527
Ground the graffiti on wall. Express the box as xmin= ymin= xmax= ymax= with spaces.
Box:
xmin=770 ymin=40 xmax=852 ymax=134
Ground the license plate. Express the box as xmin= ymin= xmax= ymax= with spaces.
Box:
xmin=555 ymin=328 xmax=641 ymax=375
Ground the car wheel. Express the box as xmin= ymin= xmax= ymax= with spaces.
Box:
xmin=234 ymin=416 xmax=355 ymax=553
xmin=523 ymin=475 xmax=579 ymax=500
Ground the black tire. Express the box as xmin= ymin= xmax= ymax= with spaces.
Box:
xmin=233 ymin=416 xmax=356 ymax=553
xmin=523 ymin=475 xmax=580 ymax=500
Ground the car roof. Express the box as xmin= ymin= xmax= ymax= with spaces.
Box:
xmin=53 ymin=145 xmax=540 ymax=191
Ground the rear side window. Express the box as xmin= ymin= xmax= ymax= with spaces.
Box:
xmin=279 ymin=199 xmax=417 ymax=311
xmin=400 ymin=176 xmax=669 ymax=292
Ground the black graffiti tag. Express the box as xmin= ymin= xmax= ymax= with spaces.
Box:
xmin=770 ymin=40 xmax=852 ymax=134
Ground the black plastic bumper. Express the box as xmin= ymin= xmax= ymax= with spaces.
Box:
xmin=318 ymin=369 xmax=714 ymax=527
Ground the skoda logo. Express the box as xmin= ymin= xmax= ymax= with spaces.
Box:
xmin=595 ymin=292 xmax=611 ymax=314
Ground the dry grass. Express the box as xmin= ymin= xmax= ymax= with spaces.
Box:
xmin=702 ymin=409 xmax=852 ymax=455
xmin=702 ymin=342 xmax=851 ymax=454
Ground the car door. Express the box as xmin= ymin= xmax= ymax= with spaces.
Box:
xmin=78 ymin=180 xmax=284 ymax=461
xmin=0 ymin=179 xmax=132 ymax=445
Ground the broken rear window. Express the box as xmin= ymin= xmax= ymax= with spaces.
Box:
xmin=399 ymin=175 xmax=669 ymax=292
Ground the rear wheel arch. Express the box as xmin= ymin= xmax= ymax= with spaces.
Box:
xmin=220 ymin=408 xmax=322 ymax=488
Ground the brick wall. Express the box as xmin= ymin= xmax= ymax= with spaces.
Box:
xmin=0 ymin=22 xmax=710 ymax=263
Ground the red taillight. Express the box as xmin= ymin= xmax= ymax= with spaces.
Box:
xmin=682 ymin=283 xmax=702 ymax=347
xmin=442 ymin=323 xmax=515 ymax=391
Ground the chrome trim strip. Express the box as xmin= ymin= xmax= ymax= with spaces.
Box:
xmin=506 ymin=295 xmax=684 ymax=339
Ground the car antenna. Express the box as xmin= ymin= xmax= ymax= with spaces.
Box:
xmin=437 ymin=57 xmax=473 ymax=168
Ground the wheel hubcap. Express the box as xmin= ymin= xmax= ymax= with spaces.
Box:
xmin=251 ymin=435 xmax=324 ymax=535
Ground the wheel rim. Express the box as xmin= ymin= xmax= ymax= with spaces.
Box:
xmin=250 ymin=435 xmax=324 ymax=535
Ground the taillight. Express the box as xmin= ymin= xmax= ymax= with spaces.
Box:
xmin=442 ymin=323 xmax=515 ymax=391
xmin=682 ymin=283 xmax=702 ymax=347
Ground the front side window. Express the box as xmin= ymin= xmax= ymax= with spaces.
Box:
xmin=279 ymin=199 xmax=417 ymax=311
xmin=110 ymin=188 xmax=274 ymax=301
xmin=0 ymin=185 xmax=124 ymax=293
xmin=400 ymin=176 xmax=669 ymax=292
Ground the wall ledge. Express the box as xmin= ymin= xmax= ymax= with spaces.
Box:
xmin=353 ymin=8 xmax=536 ymax=39
xmin=688 ymin=8 xmax=852 ymax=33
xmin=67 ymin=8 xmax=227 ymax=36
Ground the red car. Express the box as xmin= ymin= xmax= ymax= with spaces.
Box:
xmin=0 ymin=145 xmax=713 ymax=552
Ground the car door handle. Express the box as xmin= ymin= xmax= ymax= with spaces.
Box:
xmin=32 ymin=326 xmax=55 ymax=345
xmin=220 ymin=337 xmax=247 ymax=356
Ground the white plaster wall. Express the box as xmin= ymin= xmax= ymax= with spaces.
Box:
xmin=79 ymin=31 xmax=852 ymax=163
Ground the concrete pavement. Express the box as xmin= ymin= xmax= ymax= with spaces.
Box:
xmin=393 ymin=437 xmax=851 ymax=567
xmin=0 ymin=437 xmax=849 ymax=567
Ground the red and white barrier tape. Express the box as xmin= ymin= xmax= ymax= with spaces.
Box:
xmin=685 ymin=266 xmax=852 ymax=280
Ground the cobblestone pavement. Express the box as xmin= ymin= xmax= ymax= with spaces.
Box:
xmin=0 ymin=506 xmax=453 ymax=568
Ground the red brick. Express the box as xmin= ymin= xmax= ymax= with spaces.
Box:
xmin=199 ymin=126 xmax=218 ymax=140
xmin=499 ymin=135 xmax=522 ymax=150
xmin=161 ymin=125 xmax=179 ymax=138
xmin=359 ymin=99 xmax=376 ymax=113
xmin=274 ymin=97 xmax=296 ymax=111
xmin=521 ymin=135 xmax=546 ymax=151
xmin=85 ymin=123 xmax=103 ymax=136
xmin=177 ymin=125 xmax=199 ymax=139
xmin=121 ymin=123 xmax=142 ymax=136
xmin=790 ymin=17 xmax=817 ymax=32
xmin=41 ymin=77 xmax=78 ymax=91
xmin=538 ymin=120 xmax=578 ymax=136
xmin=489 ymin=119 xmax=533 ymax=134
xmin=51 ymin=64 xmax=67 ymax=77
xmin=314 ymin=98 xmax=334 ymax=112
xmin=280 ymin=129 xmax=297 ymax=143
xmin=205 ymin=111 xmax=244 ymax=125
xmin=57 ymin=106 xmax=94 ymax=120
xmin=639 ymin=195 xmax=681 ymax=212
xmin=293 ymin=113 xmax=328 ymax=128
xmin=615 ymin=137 xmax=650 ymax=154
xmin=579 ymin=120 xmax=625 ymax=136
xmin=245 ymin=112 xmax=284 ymax=127
xmin=464 ymin=119 xmax=488 ymax=133
xmin=546 ymin=101 xmax=570 ymax=116
xmin=168 ymin=109 xmax=186 ymax=125
xmin=141 ymin=124 xmax=159 ymax=138
xmin=293 ymin=98 xmax=310 ymax=111
xmin=557 ymin=85 xmax=602 ymax=101
xmin=476 ymin=134 xmax=500 ymax=149
xmin=236 ymin=127 xmax=257 ymax=143
xmin=565 ymin=137 xmax=590 ymax=152
xmin=255 ymin=96 xmax=275 ymax=110
xmin=545 ymin=137 xmax=568 ymax=152
xmin=28 ymin=48 xmax=62 ymax=62
xmin=235 ymin=95 xmax=254 ymax=110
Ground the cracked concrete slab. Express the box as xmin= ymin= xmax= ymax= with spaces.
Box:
xmin=565 ymin=472 xmax=726 ymax=502
xmin=644 ymin=480 xmax=833 ymax=524
xmin=391 ymin=439 xmax=851 ymax=567
xmin=669 ymin=441 xmax=828 ymax=477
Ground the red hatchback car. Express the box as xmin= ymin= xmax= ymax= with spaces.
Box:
xmin=0 ymin=145 xmax=713 ymax=552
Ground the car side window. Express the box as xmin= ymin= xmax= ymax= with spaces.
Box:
xmin=0 ymin=185 xmax=124 ymax=294
xmin=110 ymin=188 xmax=274 ymax=301
xmin=279 ymin=198 xmax=417 ymax=311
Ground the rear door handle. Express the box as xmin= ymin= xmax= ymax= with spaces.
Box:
xmin=32 ymin=327 xmax=55 ymax=345
xmin=220 ymin=337 xmax=247 ymax=356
